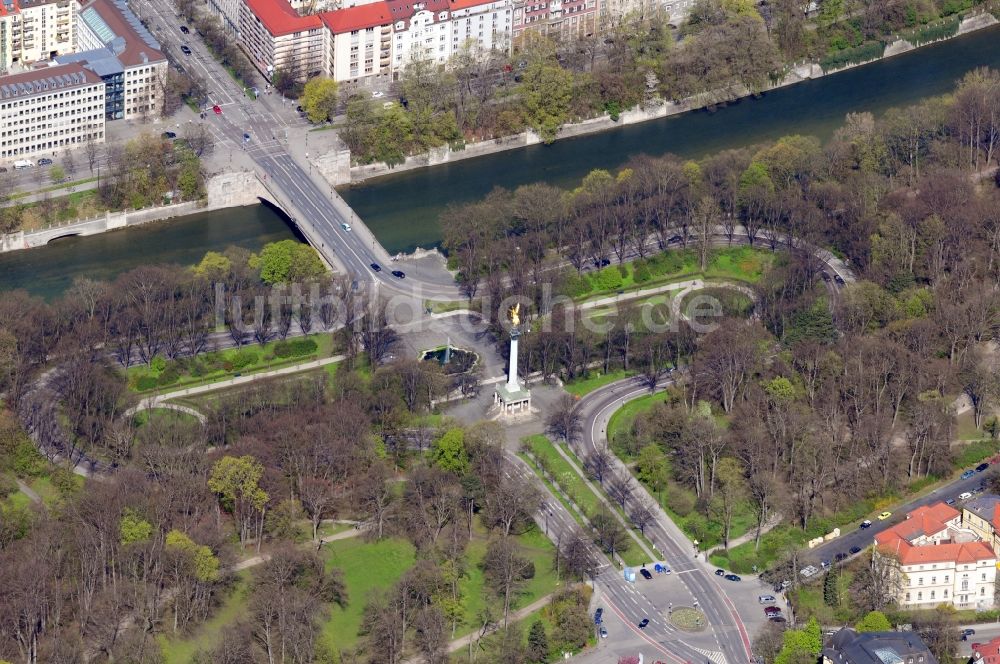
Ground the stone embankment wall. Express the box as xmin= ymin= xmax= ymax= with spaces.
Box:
xmin=0 ymin=171 xmax=264 ymax=253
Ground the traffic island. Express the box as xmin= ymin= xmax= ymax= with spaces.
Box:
xmin=668 ymin=606 xmax=707 ymax=632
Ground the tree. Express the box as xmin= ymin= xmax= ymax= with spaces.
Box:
xmin=49 ymin=165 xmax=65 ymax=184
xmin=713 ymin=457 xmax=747 ymax=549
xmin=299 ymin=76 xmax=339 ymax=124
xmin=546 ymin=395 xmax=583 ymax=443
xmin=432 ymin=428 xmax=469 ymax=475
xmin=774 ymin=617 xmax=822 ymax=664
xmin=855 ymin=610 xmax=892 ymax=633
xmin=484 ymin=536 xmax=533 ymax=629
xmin=254 ymin=240 xmax=325 ymax=284
xmin=208 ymin=455 xmax=269 ymax=550
xmin=527 ymin=620 xmax=549 ymax=663
xmin=519 ymin=61 xmax=574 ymax=143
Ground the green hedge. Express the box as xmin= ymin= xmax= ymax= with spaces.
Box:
xmin=907 ymin=16 xmax=960 ymax=45
xmin=273 ymin=338 xmax=318 ymax=359
xmin=821 ymin=41 xmax=886 ymax=72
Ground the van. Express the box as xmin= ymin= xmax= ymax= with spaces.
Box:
xmin=13 ymin=160 xmax=33 ymax=170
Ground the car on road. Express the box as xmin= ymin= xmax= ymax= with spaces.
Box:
xmin=849 ymin=546 xmax=862 ymax=555
xmin=977 ymin=463 xmax=990 ymax=472
xmin=835 ymin=552 xmax=848 ymax=562
xmin=594 ymin=608 xmax=603 ymax=625
xmin=654 ymin=563 xmax=670 ymax=574
xmin=370 ymin=262 xmax=382 ymax=272
xmin=945 ymin=498 xmax=956 ymax=505
xmin=640 ymin=568 xmax=653 ymax=580
xmin=758 ymin=595 xmax=776 ymax=604
xmin=820 ymin=560 xmax=831 ymax=569
xmin=243 ymin=133 xmax=251 ymax=142
xmin=212 ymin=105 xmax=222 ymax=114
xmin=962 ymin=469 xmax=976 ymax=479
xmin=724 ymin=574 xmax=741 ymax=582
xmin=599 ymin=626 xmax=608 ymax=639
xmin=960 ymin=491 xmax=973 ymax=500
xmin=834 ymin=274 xmax=845 ymax=285
xmin=877 ymin=511 xmax=892 ymax=520
xmin=962 ymin=628 xmax=976 ymax=640
xmin=764 ymin=606 xmax=782 ymax=616
xmin=341 ymin=222 xmax=352 ymax=231
xmin=37 ymin=157 xmax=53 ymax=166
xmin=180 ymin=25 xmax=189 ymax=33
xmin=161 ymin=131 xmax=177 ymax=139
xmin=715 ymin=569 xmax=725 ymax=576
xmin=637 ymin=618 xmax=649 ymax=629
xmin=180 ymin=45 xmax=192 ymax=55
xmin=0 ymin=167 xmax=6 ymax=173
xmin=859 ymin=520 xmax=872 ymax=529
xmin=820 ymin=271 xmax=831 ymax=282
xmin=769 ymin=616 xmax=787 ymax=623
xmin=391 ymin=270 xmax=405 ymax=279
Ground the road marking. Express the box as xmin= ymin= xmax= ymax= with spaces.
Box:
xmin=679 ymin=641 xmax=728 ymax=664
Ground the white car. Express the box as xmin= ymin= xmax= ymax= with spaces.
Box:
xmin=341 ymin=222 xmax=352 ymax=231
xmin=371 ymin=90 xmax=385 ymax=98
xmin=758 ymin=595 xmax=776 ymax=604
xmin=960 ymin=491 xmax=973 ymax=500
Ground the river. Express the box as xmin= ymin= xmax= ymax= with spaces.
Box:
xmin=2 ymin=23 xmax=1000 ymax=298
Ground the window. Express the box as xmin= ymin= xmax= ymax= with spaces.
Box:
xmin=930 ymin=591 xmax=935 ymax=599
xmin=917 ymin=592 xmax=922 ymax=600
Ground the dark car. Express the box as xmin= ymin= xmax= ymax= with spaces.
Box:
xmin=391 ymin=270 xmax=405 ymax=279
xmin=180 ymin=25 xmax=189 ymax=33
xmin=0 ymin=167 xmax=6 ymax=172
xmin=962 ymin=470 xmax=976 ymax=479
xmin=764 ymin=606 xmax=782 ymax=616
xmin=834 ymin=274 xmax=846 ymax=285
xmin=859 ymin=520 xmax=872 ymax=529
xmin=640 ymin=568 xmax=653 ymax=580
xmin=715 ymin=569 xmax=725 ymax=576
xmin=37 ymin=157 xmax=53 ymax=166
xmin=945 ymin=498 xmax=956 ymax=505
xmin=977 ymin=463 xmax=990 ymax=472
xmin=724 ymin=574 xmax=741 ymax=582
xmin=594 ymin=257 xmax=611 ymax=267
xmin=835 ymin=552 xmax=848 ymax=562
xmin=638 ymin=618 xmax=649 ymax=629
xmin=820 ymin=271 xmax=831 ymax=282
xmin=668 ymin=235 xmax=683 ymax=244
xmin=962 ymin=628 xmax=976 ymax=640
xmin=594 ymin=608 xmax=603 ymax=625
xmin=296 ymin=105 xmax=304 ymax=114
xmin=849 ymin=546 xmax=862 ymax=555
xmin=370 ymin=263 xmax=382 ymax=272
xmin=161 ymin=131 xmax=177 ymax=139
xmin=769 ymin=616 xmax=787 ymax=623
xmin=180 ymin=45 xmax=192 ymax=55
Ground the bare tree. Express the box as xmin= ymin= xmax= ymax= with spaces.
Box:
xmin=545 ymin=394 xmax=582 ymax=443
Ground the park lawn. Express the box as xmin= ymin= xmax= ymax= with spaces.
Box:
xmin=159 ymin=571 xmax=250 ymax=664
xmin=704 ymin=246 xmax=773 ymax=283
xmin=954 ymin=438 xmax=1000 ymax=469
xmin=518 ymin=452 xmax=587 ymax=528
xmin=133 ymin=408 xmax=200 ymax=428
xmin=319 ymin=537 xmax=417 ymax=654
xmin=522 ymin=436 xmax=603 ymax=517
xmin=5 ymin=487 xmax=32 ymax=510
xmin=127 ymin=333 xmax=337 ymax=394
xmin=955 ymin=410 xmax=988 ymax=440
xmin=564 ymin=369 xmax=636 ymax=398
xmin=607 ymin=392 xmax=669 ymax=457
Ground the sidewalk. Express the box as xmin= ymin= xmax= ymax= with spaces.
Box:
xmin=232 ymin=524 xmax=361 ymax=572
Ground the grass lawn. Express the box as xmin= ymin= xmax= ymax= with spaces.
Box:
xmin=564 ymin=369 xmax=636 ymax=398
xmin=319 ymin=537 xmax=417 ymax=655
xmin=954 ymin=438 xmax=1000 ymax=469
xmin=159 ymin=571 xmax=250 ymax=663
xmin=607 ymin=392 xmax=669 ymax=455
xmin=133 ymin=408 xmax=200 ymax=428
xmin=955 ymin=410 xmax=988 ymax=440
xmin=126 ymin=334 xmax=337 ymax=394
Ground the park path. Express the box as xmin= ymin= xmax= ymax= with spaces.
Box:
xmin=15 ymin=479 xmax=42 ymax=505
xmin=231 ymin=524 xmax=362 ymax=572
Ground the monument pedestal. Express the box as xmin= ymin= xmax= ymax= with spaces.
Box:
xmin=494 ymin=383 xmax=532 ymax=415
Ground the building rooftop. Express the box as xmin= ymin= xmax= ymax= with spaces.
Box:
xmin=243 ymin=0 xmax=323 ymax=36
xmin=874 ymin=501 xmax=996 ymax=566
xmin=55 ymin=48 xmax=125 ymax=78
xmin=320 ymin=2 xmax=392 ymax=33
xmin=973 ymin=636 xmax=1000 ymax=664
xmin=874 ymin=503 xmax=959 ymax=545
xmin=0 ymin=63 xmax=101 ymax=101
xmin=78 ymin=0 xmax=165 ymax=68
xmin=965 ymin=494 xmax=1000 ymax=530
xmin=823 ymin=628 xmax=938 ymax=664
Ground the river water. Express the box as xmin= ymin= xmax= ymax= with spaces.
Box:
xmin=3 ymin=24 xmax=1000 ymax=299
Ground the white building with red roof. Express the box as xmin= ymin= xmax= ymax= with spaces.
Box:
xmin=239 ymin=0 xmax=326 ymax=81
xmin=874 ymin=502 xmax=997 ymax=611
xmin=321 ymin=2 xmax=393 ymax=83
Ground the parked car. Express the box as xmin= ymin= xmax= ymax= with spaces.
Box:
xmin=180 ymin=45 xmax=192 ymax=55
xmin=769 ymin=616 xmax=787 ymax=623
xmin=0 ymin=167 xmax=7 ymax=172
xmin=960 ymin=492 xmax=973 ymax=500
xmin=820 ymin=271 xmax=831 ymax=282
xmin=370 ymin=262 xmax=382 ymax=272
xmin=977 ymin=463 xmax=990 ymax=472
xmin=849 ymin=546 xmax=862 ymax=555
xmin=877 ymin=511 xmax=892 ymax=520
xmin=724 ymin=574 xmax=741 ymax=582
xmin=962 ymin=469 xmax=976 ymax=479
xmin=371 ymin=90 xmax=385 ymax=98
xmin=714 ymin=569 xmax=725 ymax=576
xmin=945 ymin=498 xmax=956 ymax=505
xmin=835 ymin=552 xmax=848 ymax=562
xmin=37 ymin=157 xmax=53 ymax=166
xmin=161 ymin=131 xmax=177 ymax=139
xmin=212 ymin=105 xmax=222 ymax=114
xmin=599 ymin=626 xmax=608 ymax=638
xmin=638 ymin=618 xmax=649 ymax=629
xmin=820 ymin=560 xmax=831 ymax=569
xmin=594 ymin=608 xmax=603 ymax=625
xmin=668 ymin=235 xmax=683 ymax=244
xmin=640 ymin=568 xmax=653 ymax=580
xmin=758 ymin=595 xmax=776 ymax=604
xmin=180 ymin=25 xmax=189 ymax=33
xmin=391 ymin=270 xmax=406 ymax=279
xmin=764 ymin=606 xmax=782 ymax=616
xmin=859 ymin=520 xmax=872 ymax=529
xmin=834 ymin=274 xmax=846 ymax=285
xmin=962 ymin=628 xmax=976 ymax=640
xmin=341 ymin=222 xmax=352 ymax=231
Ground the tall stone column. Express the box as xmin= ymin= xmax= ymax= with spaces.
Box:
xmin=507 ymin=329 xmax=520 ymax=391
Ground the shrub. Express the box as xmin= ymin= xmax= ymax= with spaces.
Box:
xmin=667 ymin=484 xmax=696 ymax=517
xmin=136 ymin=375 xmax=159 ymax=391
xmin=560 ymin=271 xmax=592 ymax=298
xmin=274 ymin=338 xmax=318 ymax=359
xmin=156 ymin=365 xmax=180 ymax=386
xmin=229 ymin=349 xmax=259 ymax=370
xmin=821 ymin=41 xmax=885 ymax=72
xmin=633 ymin=260 xmax=652 ymax=284
xmin=0 ymin=474 xmax=17 ymax=498
xmin=150 ymin=355 xmax=167 ymax=373
xmin=591 ymin=266 xmax=624 ymax=292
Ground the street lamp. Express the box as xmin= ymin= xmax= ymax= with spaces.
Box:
xmin=693 ymin=539 xmax=699 ymax=559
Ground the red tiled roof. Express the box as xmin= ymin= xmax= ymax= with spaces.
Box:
xmin=243 ymin=0 xmax=322 ymax=36
xmin=0 ymin=0 xmax=19 ymax=18
xmin=448 ymin=0 xmax=500 ymax=9
xmin=320 ymin=2 xmax=392 ymax=33
xmin=386 ymin=0 xmax=450 ymax=22
xmin=874 ymin=503 xmax=960 ymax=545
xmin=973 ymin=635 xmax=1000 ymax=664
xmin=875 ymin=501 xmax=994 ymax=566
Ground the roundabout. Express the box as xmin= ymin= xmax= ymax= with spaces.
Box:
xmin=668 ymin=606 xmax=708 ymax=632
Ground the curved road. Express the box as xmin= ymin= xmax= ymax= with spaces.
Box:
xmin=576 ymin=376 xmax=754 ymax=664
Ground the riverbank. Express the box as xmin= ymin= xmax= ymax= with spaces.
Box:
xmin=332 ymin=12 xmax=998 ymax=188
xmin=0 ymin=170 xmax=265 ymax=254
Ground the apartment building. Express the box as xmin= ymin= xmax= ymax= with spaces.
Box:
xmin=823 ymin=628 xmax=938 ymax=664
xmin=963 ymin=494 xmax=1000 ymax=552
xmin=240 ymin=0 xmax=326 ymax=81
xmin=0 ymin=0 xmax=76 ymax=73
xmin=321 ymin=2 xmax=392 ymax=83
xmin=511 ymin=0 xmax=598 ymax=44
xmin=0 ymin=62 xmax=105 ymax=160
xmin=874 ymin=502 xmax=997 ymax=611
xmin=73 ymin=0 xmax=166 ymax=120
